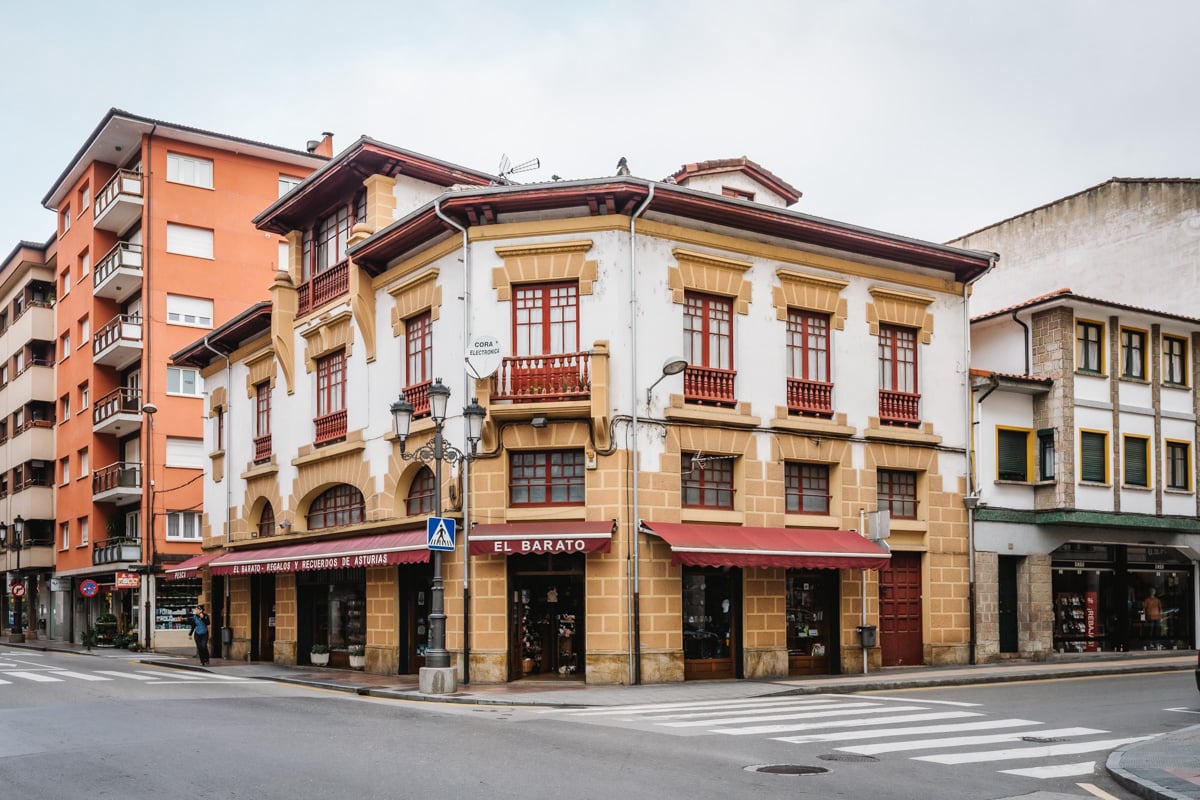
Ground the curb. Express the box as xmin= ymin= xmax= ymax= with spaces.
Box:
xmin=1107 ymin=727 xmax=1200 ymax=800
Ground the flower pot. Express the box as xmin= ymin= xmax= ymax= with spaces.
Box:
xmin=310 ymin=651 xmax=330 ymax=666
xmin=348 ymin=654 xmax=365 ymax=670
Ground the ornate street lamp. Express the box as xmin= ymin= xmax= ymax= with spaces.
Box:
xmin=390 ymin=378 xmax=485 ymax=692
xmin=6 ymin=515 xmax=25 ymax=642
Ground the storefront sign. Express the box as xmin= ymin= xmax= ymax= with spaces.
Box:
xmin=50 ymin=578 xmax=68 ymax=592
xmin=1084 ymin=591 xmax=1098 ymax=651
xmin=114 ymin=573 xmax=140 ymax=589
xmin=475 ymin=538 xmax=606 ymax=555
xmin=222 ymin=551 xmax=411 ymax=576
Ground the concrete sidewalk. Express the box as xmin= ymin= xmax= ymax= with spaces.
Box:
xmin=8 ymin=638 xmax=1198 ymax=799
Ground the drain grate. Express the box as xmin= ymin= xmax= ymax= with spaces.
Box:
xmin=819 ymin=752 xmax=879 ymax=762
xmin=747 ymin=764 xmax=829 ymax=776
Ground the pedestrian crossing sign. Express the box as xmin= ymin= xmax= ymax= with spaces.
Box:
xmin=426 ymin=517 xmax=456 ymax=551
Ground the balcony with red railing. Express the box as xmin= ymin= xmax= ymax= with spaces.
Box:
xmin=879 ymin=389 xmax=921 ymax=426
xmin=297 ymin=260 xmax=350 ymax=316
xmin=403 ymin=379 xmax=432 ymax=418
xmin=683 ymin=365 xmax=737 ymax=407
xmin=253 ymin=434 xmax=273 ymax=464
xmin=786 ymin=378 xmax=834 ymax=417
xmin=314 ymin=409 xmax=348 ymax=445
xmin=492 ymin=352 xmax=591 ymax=402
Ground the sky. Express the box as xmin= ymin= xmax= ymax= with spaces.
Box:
xmin=3 ymin=1 xmax=1198 ymax=250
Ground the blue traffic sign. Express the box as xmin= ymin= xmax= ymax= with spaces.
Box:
xmin=426 ymin=517 xmax=456 ymax=551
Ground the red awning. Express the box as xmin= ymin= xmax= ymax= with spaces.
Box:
xmin=642 ymin=522 xmax=890 ymax=570
xmin=164 ymin=552 xmax=220 ymax=580
xmin=470 ymin=520 xmax=615 ymax=556
xmin=209 ymin=529 xmax=429 ymax=576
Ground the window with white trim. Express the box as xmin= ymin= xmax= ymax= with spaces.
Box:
xmin=167 ymin=367 xmax=203 ymax=397
xmin=79 ymin=448 xmax=89 ymax=477
xmin=79 ymin=518 xmax=88 ymax=546
xmin=78 ymin=184 xmax=90 ymax=212
xmin=166 ymin=153 xmax=214 ymax=189
xmin=79 ymin=250 xmax=90 ymax=277
xmin=166 ymin=511 xmax=202 ymax=540
xmin=60 ymin=521 xmax=70 ymax=550
xmin=166 ymin=295 xmax=214 ymax=328
xmin=279 ymin=175 xmax=303 ymax=197
xmin=165 ymin=437 xmax=205 ymax=469
xmin=166 ymin=223 xmax=214 ymax=259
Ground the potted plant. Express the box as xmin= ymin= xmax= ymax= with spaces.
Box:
xmin=348 ymin=644 xmax=365 ymax=670
xmin=310 ymin=643 xmax=330 ymax=666
xmin=94 ymin=613 xmax=118 ymax=646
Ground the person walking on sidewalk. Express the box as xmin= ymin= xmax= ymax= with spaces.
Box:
xmin=188 ymin=604 xmax=212 ymax=666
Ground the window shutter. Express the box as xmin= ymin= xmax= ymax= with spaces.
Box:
xmin=1080 ymin=433 xmax=1107 ymax=482
xmin=997 ymin=430 xmax=1029 ymax=481
xmin=1124 ymin=439 xmax=1148 ymax=486
xmin=166 ymin=223 xmax=214 ymax=259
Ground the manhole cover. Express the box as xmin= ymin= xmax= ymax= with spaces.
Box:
xmin=747 ymin=764 xmax=829 ymax=776
xmin=819 ymin=752 xmax=879 ymax=762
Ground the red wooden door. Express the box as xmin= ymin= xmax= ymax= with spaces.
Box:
xmin=879 ymin=551 xmax=923 ymax=666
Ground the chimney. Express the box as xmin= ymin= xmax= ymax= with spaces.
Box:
xmin=307 ymin=132 xmax=335 ymax=158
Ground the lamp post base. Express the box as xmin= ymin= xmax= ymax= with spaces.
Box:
xmin=418 ymin=665 xmax=457 ymax=695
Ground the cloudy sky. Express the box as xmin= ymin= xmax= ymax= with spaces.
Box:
xmin=3 ymin=1 xmax=1197 ymax=249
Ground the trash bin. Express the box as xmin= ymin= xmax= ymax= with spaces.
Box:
xmin=221 ymin=626 xmax=233 ymax=646
xmin=857 ymin=625 xmax=877 ymax=648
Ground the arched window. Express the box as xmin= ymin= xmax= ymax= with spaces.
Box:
xmin=406 ymin=467 xmax=436 ymax=516
xmin=257 ymin=502 xmax=276 ymax=538
xmin=308 ymin=484 xmax=365 ymax=530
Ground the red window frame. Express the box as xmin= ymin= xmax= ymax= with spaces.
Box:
xmin=258 ymin=503 xmax=275 ymax=538
xmin=786 ymin=309 xmax=830 ymax=381
xmin=682 ymin=453 xmax=735 ymax=509
xmin=879 ymin=324 xmax=917 ymax=393
xmin=316 ymin=350 xmax=345 ymax=418
xmin=684 ymin=292 xmax=733 ymax=370
xmin=509 ymin=450 xmax=586 ymax=506
xmin=877 ymin=469 xmax=918 ymax=519
xmin=406 ymin=312 xmax=432 ymax=387
xmin=406 ymin=467 xmax=436 ymax=516
xmin=513 ymin=282 xmax=578 ymax=357
xmin=785 ymin=463 xmax=830 ymax=514
xmin=307 ymin=484 xmax=365 ymax=530
xmin=255 ymin=382 xmax=271 ymax=437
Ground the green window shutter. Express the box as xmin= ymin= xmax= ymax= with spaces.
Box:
xmin=1124 ymin=438 xmax=1148 ymax=486
xmin=997 ymin=430 xmax=1029 ymax=481
xmin=1080 ymin=432 xmax=1107 ymax=482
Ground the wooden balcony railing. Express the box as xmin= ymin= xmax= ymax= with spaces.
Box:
xmin=93 ymin=313 xmax=142 ymax=353
xmin=492 ymin=352 xmax=591 ymax=401
xmin=94 ymin=386 xmax=142 ymax=426
xmin=403 ymin=380 xmax=432 ymax=418
xmin=879 ymin=389 xmax=921 ymax=426
xmin=94 ymin=169 xmax=143 ymax=217
xmin=314 ymin=409 xmax=347 ymax=445
xmin=92 ymin=461 xmax=142 ymax=494
xmin=253 ymin=434 xmax=272 ymax=464
xmin=94 ymin=241 xmax=143 ymax=287
xmin=297 ymin=259 xmax=349 ymax=315
xmin=787 ymin=378 xmax=834 ymax=417
xmin=683 ymin=365 xmax=737 ymax=407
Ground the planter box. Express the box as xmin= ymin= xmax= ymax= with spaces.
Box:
xmin=310 ymin=652 xmax=330 ymax=666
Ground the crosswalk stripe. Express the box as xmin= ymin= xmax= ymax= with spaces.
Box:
xmin=838 ymin=727 xmax=1107 ymax=755
xmin=96 ymin=671 xmax=158 ymax=681
xmin=716 ymin=710 xmax=981 ymax=736
xmin=776 ymin=718 xmax=1043 ymax=744
xmin=1001 ymin=761 xmax=1099 ymax=779
xmin=647 ymin=700 xmax=876 ymax=721
xmin=133 ymin=670 xmax=206 ymax=681
xmin=914 ymin=736 xmax=1154 ymax=764
xmin=564 ymin=695 xmax=842 ymax=716
xmin=0 ymin=678 xmax=11 ymax=684
xmin=7 ymin=671 xmax=61 ymax=682
xmin=663 ymin=702 xmax=896 ymax=728
xmin=54 ymin=671 xmax=112 ymax=682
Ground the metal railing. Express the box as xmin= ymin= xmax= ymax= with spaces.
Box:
xmin=92 ymin=461 xmax=142 ymax=495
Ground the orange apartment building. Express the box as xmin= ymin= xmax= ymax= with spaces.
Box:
xmin=38 ymin=109 xmax=325 ymax=648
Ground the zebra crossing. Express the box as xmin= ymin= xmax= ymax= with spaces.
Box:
xmin=0 ymin=660 xmax=254 ymax=685
xmin=546 ymin=694 xmax=1154 ymax=781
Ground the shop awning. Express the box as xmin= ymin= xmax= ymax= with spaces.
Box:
xmin=209 ymin=529 xmax=430 ymax=576
xmin=641 ymin=522 xmax=891 ymax=570
xmin=164 ymin=552 xmax=220 ymax=580
xmin=470 ymin=520 xmax=616 ymax=556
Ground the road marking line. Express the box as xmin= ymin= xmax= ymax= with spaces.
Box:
xmin=856 ymin=695 xmax=981 ymax=707
xmin=839 ymin=727 xmax=1106 ymax=755
xmin=645 ymin=701 xmax=876 ymax=721
xmin=1165 ymin=707 xmax=1200 ymax=715
xmin=663 ymin=702 xmax=894 ymax=728
xmin=561 ymin=695 xmax=843 ymax=715
xmin=777 ymin=719 xmax=1042 ymax=744
xmin=1000 ymin=761 xmax=1097 ymax=778
xmin=7 ymin=671 xmax=62 ymax=682
xmin=96 ymin=671 xmax=158 ymax=681
xmin=915 ymin=736 xmax=1153 ymax=764
xmin=1077 ymin=782 xmax=1124 ymax=799
xmin=55 ymin=671 xmax=112 ymax=682
xmin=719 ymin=710 xmax=980 ymax=736
xmin=133 ymin=670 xmax=206 ymax=680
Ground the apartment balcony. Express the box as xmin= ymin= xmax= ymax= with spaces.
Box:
xmin=92 ymin=536 xmax=141 ymax=566
xmin=93 ymin=170 xmax=144 ymax=235
xmin=7 ymin=304 xmax=55 ymax=349
xmin=92 ymin=461 xmax=142 ymax=505
xmin=296 ymin=259 xmax=349 ymax=316
xmin=7 ymin=355 xmax=55 ymax=402
xmin=683 ymin=365 xmax=737 ymax=407
xmin=93 ymin=387 xmax=143 ymax=436
xmin=787 ymin=377 xmax=834 ymax=417
xmin=314 ymin=409 xmax=347 ymax=446
xmin=6 ymin=421 xmax=53 ymax=464
xmin=93 ymin=314 xmax=143 ymax=370
xmin=879 ymin=389 xmax=921 ymax=427
xmin=492 ymin=352 xmax=591 ymax=402
xmin=253 ymin=433 xmax=272 ymax=464
xmin=94 ymin=242 xmax=144 ymax=304
xmin=0 ymin=537 xmax=56 ymax=572
xmin=403 ymin=379 xmax=432 ymax=419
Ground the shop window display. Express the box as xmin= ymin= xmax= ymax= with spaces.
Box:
xmin=787 ymin=572 xmax=833 ymax=675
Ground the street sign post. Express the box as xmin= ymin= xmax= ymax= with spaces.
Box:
xmin=79 ymin=579 xmax=99 ymax=597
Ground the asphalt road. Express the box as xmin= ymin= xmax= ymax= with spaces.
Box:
xmin=1 ymin=646 xmax=1194 ymax=800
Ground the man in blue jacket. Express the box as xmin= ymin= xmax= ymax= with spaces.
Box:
xmin=188 ymin=604 xmax=211 ymax=666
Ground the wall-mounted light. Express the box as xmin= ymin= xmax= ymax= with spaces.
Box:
xmin=279 ymin=519 xmax=293 ymax=532
xmin=531 ymin=417 xmax=548 ymax=428
xmin=646 ymin=356 xmax=688 ymax=405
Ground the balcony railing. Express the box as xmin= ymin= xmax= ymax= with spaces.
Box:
xmin=94 ymin=241 xmax=144 ymax=303
xmin=403 ymin=379 xmax=432 ymax=418
xmin=93 ymin=170 xmax=144 ymax=234
xmin=93 ymin=386 xmax=143 ymax=436
xmin=253 ymin=433 xmax=272 ymax=464
xmin=879 ymin=389 xmax=921 ymax=426
xmin=787 ymin=378 xmax=834 ymax=417
xmin=297 ymin=260 xmax=349 ymax=315
xmin=93 ymin=314 xmax=143 ymax=369
xmin=92 ymin=461 xmax=142 ymax=495
xmin=492 ymin=352 xmax=591 ymax=401
xmin=683 ymin=365 xmax=737 ymax=407
xmin=93 ymin=536 xmax=141 ymax=566
xmin=314 ymin=409 xmax=347 ymax=445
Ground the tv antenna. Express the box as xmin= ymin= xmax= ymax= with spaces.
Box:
xmin=496 ymin=154 xmax=540 ymax=185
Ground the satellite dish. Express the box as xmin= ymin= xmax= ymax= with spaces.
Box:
xmin=465 ymin=334 xmax=505 ymax=380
